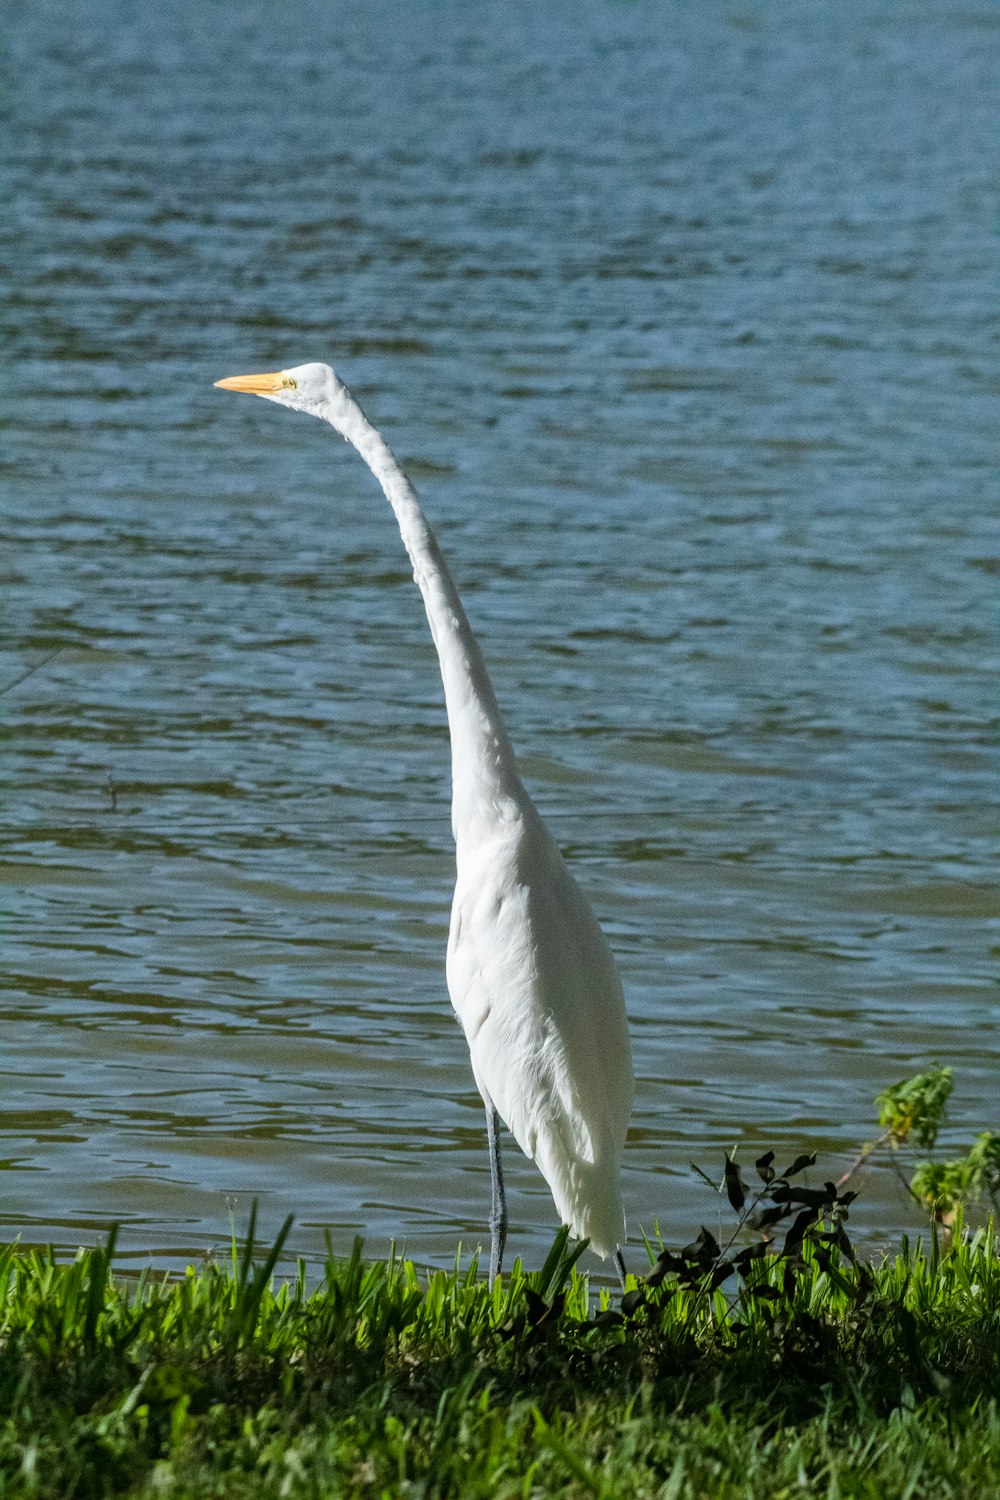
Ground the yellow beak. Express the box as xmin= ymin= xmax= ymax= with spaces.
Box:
xmin=214 ymin=371 xmax=287 ymax=394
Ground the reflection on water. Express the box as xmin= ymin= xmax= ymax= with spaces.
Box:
xmin=2 ymin=0 xmax=997 ymax=1271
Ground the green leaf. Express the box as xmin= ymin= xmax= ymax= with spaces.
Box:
xmin=755 ymin=1150 xmax=776 ymax=1184
xmin=877 ymin=1065 xmax=953 ymax=1148
xmin=724 ymin=1156 xmax=747 ymax=1213
xmin=780 ymin=1152 xmax=817 ymax=1180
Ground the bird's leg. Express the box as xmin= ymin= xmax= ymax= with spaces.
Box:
xmin=485 ymin=1101 xmax=507 ymax=1287
xmin=614 ymin=1248 xmax=628 ymax=1289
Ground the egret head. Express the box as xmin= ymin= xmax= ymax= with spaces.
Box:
xmin=214 ymin=362 xmax=356 ymax=434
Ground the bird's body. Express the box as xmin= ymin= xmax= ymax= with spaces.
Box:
xmin=449 ymin=796 xmax=631 ymax=1258
xmin=215 ymin=362 xmax=633 ymax=1277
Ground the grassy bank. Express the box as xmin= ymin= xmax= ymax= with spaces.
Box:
xmin=1 ymin=1200 xmax=998 ymax=1499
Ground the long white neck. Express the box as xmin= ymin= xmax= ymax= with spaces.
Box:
xmin=326 ymin=386 xmax=528 ymax=846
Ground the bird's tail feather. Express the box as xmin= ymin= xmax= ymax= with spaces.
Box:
xmin=534 ymin=1133 xmax=625 ymax=1258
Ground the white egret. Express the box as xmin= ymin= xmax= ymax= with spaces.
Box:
xmin=214 ymin=363 xmax=633 ymax=1283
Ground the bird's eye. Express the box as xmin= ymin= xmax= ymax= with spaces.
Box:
xmin=284 ymin=376 xmax=298 ymax=390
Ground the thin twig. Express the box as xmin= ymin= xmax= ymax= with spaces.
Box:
xmin=887 ymin=1142 xmax=926 ymax=1207
xmin=836 ymin=1130 xmax=925 ymax=1208
xmin=835 ymin=1130 xmax=890 ymax=1191
xmin=0 ymin=647 xmax=64 ymax=696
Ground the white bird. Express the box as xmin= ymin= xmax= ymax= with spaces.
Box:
xmin=214 ymin=363 xmax=633 ymax=1283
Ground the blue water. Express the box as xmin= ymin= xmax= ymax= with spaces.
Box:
xmin=2 ymin=0 xmax=997 ymax=1271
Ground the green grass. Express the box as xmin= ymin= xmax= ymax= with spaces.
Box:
xmin=1 ymin=1207 xmax=998 ymax=1498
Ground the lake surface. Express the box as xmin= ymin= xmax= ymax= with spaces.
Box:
xmin=2 ymin=0 xmax=997 ymax=1273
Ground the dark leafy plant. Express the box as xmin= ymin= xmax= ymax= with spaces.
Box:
xmin=619 ymin=1149 xmax=861 ymax=1346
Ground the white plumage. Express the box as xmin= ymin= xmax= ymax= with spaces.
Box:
xmin=215 ymin=362 xmax=633 ymax=1280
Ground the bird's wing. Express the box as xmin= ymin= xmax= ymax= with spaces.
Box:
xmin=446 ymin=811 xmax=632 ymax=1252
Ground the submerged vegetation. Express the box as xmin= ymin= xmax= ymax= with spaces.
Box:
xmin=1 ymin=1076 xmax=998 ymax=1498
